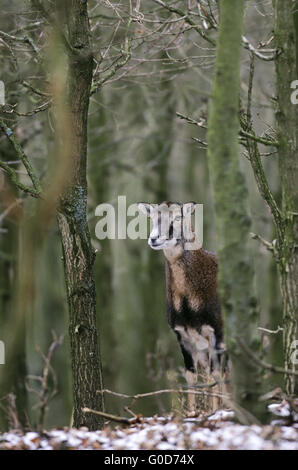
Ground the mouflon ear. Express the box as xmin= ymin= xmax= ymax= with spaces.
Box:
xmin=137 ymin=202 xmax=153 ymax=217
xmin=183 ymin=202 xmax=196 ymax=216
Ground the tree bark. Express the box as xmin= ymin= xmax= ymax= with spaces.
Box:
xmin=273 ymin=0 xmax=298 ymax=395
xmin=207 ymin=0 xmax=268 ymax=422
xmin=56 ymin=0 xmax=104 ymax=429
xmin=0 ymin=48 xmax=27 ymax=429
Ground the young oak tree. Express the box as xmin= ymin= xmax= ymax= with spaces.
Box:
xmin=54 ymin=0 xmax=105 ymax=430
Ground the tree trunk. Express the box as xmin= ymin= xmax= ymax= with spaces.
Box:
xmin=0 ymin=57 xmax=27 ymax=429
xmin=56 ymin=0 xmax=104 ymax=429
xmin=273 ymin=0 xmax=298 ymax=395
xmin=207 ymin=0 xmax=268 ymax=422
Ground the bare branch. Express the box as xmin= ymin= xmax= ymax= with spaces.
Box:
xmin=177 ymin=112 xmax=279 ymax=147
xmin=25 ymin=333 xmax=64 ymax=431
xmin=22 ymin=81 xmax=50 ymax=98
xmin=91 ymin=52 xmax=131 ymax=94
xmin=240 ymin=117 xmax=283 ymax=236
xmin=151 ymin=0 xmax=216 ymax=46
xmin=239 ymin=128 xmax=279 ymax=148
xmin=258 ymin=326 xmax=284 ymax=335
xmin=250 ymin=232 xmax=276 ymax=253
xmin=97 ymin=383 xmax=228 ymax=403
xmin=2 ymin=101 xmax=51 ymax=117
xmin=236 ymin=336 xmax=298 ymax=377
xmin=91 ymin=3 xmax=133 ymax=94
xmin=242 ymin=35 xmax=280 ymax=62
xmin=0 ymin=30 xmax=40 ymax=58
xmin=0 ymin=160 xmax=40 ymax=198
xmin=0 ymin=118 xmax=42 ymax=196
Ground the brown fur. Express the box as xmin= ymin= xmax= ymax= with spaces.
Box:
xmin=165 ymin=248 xmax=218 ymax=313
xmin=164 ymin=248 xmax=224 ymax=413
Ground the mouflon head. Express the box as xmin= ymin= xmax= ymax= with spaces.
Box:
xmin=138 ymin=201 xmax=197 ymax=252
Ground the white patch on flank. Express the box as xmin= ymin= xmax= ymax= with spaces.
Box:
xmin=175 ymin=325 xmax=216 ymax=373
xmin=175 ymin=326 xmax=209 ymax=357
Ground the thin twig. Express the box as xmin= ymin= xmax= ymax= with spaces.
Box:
xmin=151 ymin=0 xmax=216 ymax=46
xmin=257 ymin=326 xmax=284 ymax=335
xmin=91 ymin=2 xmax=133 ymax=94
xmin=236 ymin=336 xmax=298 ymax=377
xmin=240 ymin=115 xmax=283 ymax=236
xmin=250 ymin=232 xmax=275 ymax=253
xmin=239 ymin=128 xmax=279 ymax=147
xmin=97 ymin=384 xmax=229 ymax=408
xmin=2 ymin=101 xmax=51 ymax=117
xmin=177 ymin=111 xmax=278 ymax=147
xmin=0 ymin=199 xmax=22 ymax=226
xmin=247 ymin=52 xmax=254 ymax=124
xmin=0 ymin=30 xmax=40 ymax=58
xmin=25 ymin=333 xmax=64 ymax=431
xmin=242 ymin=35 xmax=279 ymax=62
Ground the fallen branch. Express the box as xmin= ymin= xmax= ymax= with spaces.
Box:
xmin=82 ymin=407 xmax=142 ymax=425
xmin=97 ymin=384 xmax=229 ymax=408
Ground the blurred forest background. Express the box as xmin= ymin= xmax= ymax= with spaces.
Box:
xmin=0 ymin=0 xmax=287 ymax=430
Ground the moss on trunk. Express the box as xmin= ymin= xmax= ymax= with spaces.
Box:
xmin=273 ymin=0 xmax=298 ymax=395
xmin=207 ymin=0 xmax=268 ymax=422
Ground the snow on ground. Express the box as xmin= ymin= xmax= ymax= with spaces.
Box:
xmin=0 ymin=404 xmax=297 ymax=450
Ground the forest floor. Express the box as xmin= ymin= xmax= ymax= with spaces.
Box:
xmin=0 ymin=402 xmax=297 ymax=450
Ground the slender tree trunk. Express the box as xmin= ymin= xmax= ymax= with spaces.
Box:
xmin=207 ymin=0 xmax=268 ymax=422
xmin=273 ymin=0 xmax=298 ymax=395
xmin=56 ymin=0 xmax=104 ymax=429
xmin=88 ymin=94 xmax=115 ymax=410
xmin=0 ymin=74 xmax=27 ymax=429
